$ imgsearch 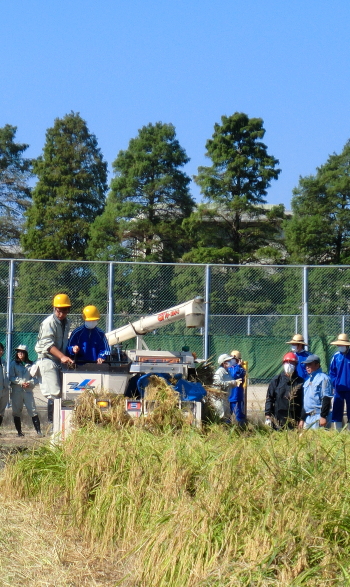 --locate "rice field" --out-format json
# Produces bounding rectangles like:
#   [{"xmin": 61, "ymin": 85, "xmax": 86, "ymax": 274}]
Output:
[{"xmin": 2, "ymin": 420, "xmax": 350, "ymax": 586}]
